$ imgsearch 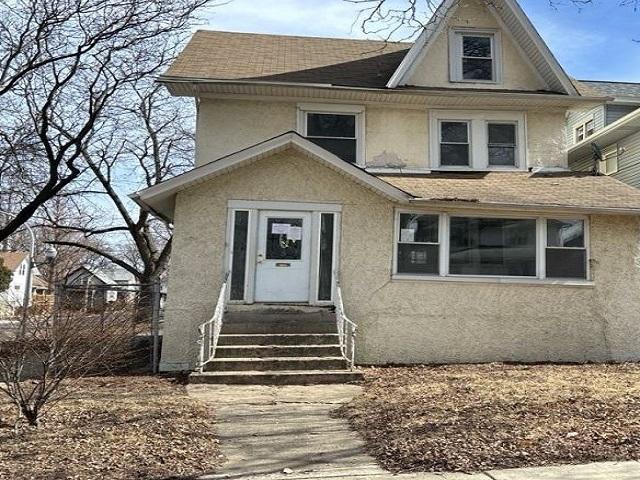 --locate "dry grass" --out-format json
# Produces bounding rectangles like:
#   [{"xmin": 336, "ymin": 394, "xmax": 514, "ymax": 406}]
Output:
[
  {"xmin": 0, "ymin": 376, "xmax": 222, "ymax": 480},
  {"xmin": 337, "ymin": 364, "xmax": 640, "ymax": 473}
]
